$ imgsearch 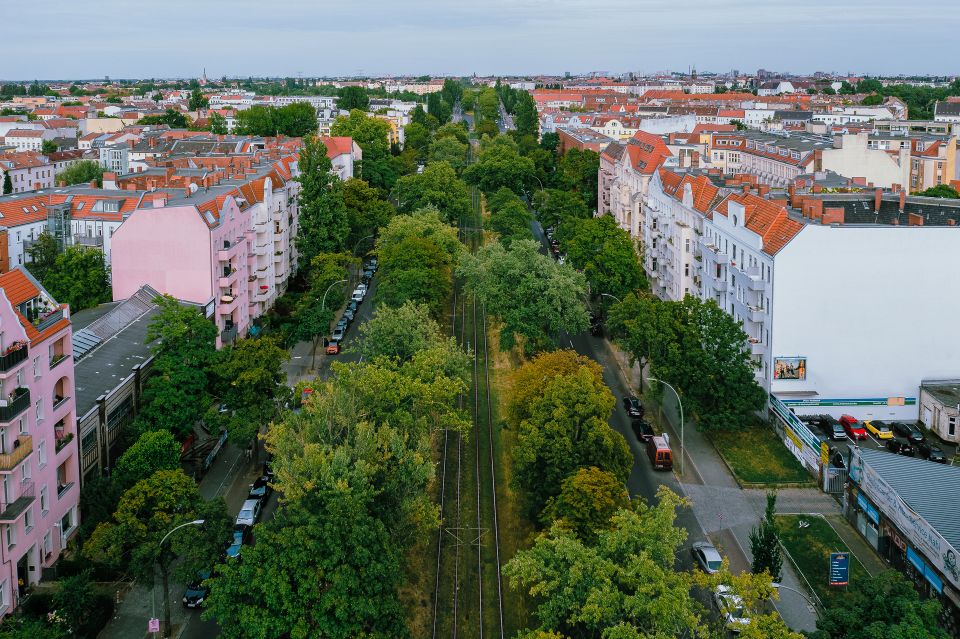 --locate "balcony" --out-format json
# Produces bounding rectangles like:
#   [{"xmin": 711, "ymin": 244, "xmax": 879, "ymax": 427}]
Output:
[
  {"xmin": 218, "ymin": 294, "xmax": 240, "ymax": 315},
  {"xmin": 733, "ymin": 263, "xmax": 767, "ymax": 292},
  {"xmin": 746, "ymin": 305, "xmax": 766, "ymax": 323},
  {"xmin": 52, "ymin": 394, "xmax": 70, "ymax": 414},
  {"xmin": 0, "ymin": 435, "xmax": 32, "ymax": 473},
  {"xmin": 74, "ymin": 235, "xmax": 104, "ymax": 248},
  {"xmin": 0, "ymin": 481, "xmax": 35, "ymax": 523},
  {"xmin": 218, "ymin": 268, "xmax": 239, "ymax": 289},
  {"xmin": 712, "ymin": 280, "xmax": 728, "ymax": 293},
  {"xmin": 221, "ymin": 326, "xmax": 238, "ymax": 345},
  {"xmin": 36, "ymin": 309, "xmax": 65, "ymax": 332},
  {"xmin": 0, "ymin": 343, "xmax": 28, "ymax": 375},
  {"xmin": 254, "ymin": 244, "xmax": 268, "ymax": 256},
  {"xmin": 747, "ymin": 339, "xmax": 766, "ymax": 356},
  {"xmin": 50, "ymin": 352, "xmax": 69, "ymax": 370},
  {"xmin": 0, "ymin": 387, "xmax": 30, "ymax": 423}
]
